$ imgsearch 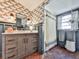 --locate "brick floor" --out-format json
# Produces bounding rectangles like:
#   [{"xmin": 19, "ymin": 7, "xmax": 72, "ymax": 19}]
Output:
[{"xmin": 1, "ymin": 46, "xmax": 79, "ymax": 59}]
